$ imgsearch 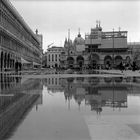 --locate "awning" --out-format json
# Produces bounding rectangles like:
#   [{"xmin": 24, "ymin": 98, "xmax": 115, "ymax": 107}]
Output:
[
  {"xmin": 21, "ymin": 58, "xmax": 31, "ymax": 64},
  {"xmin": 33, "ymin": 62, "xmax": 41, "ymax": 66}
]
